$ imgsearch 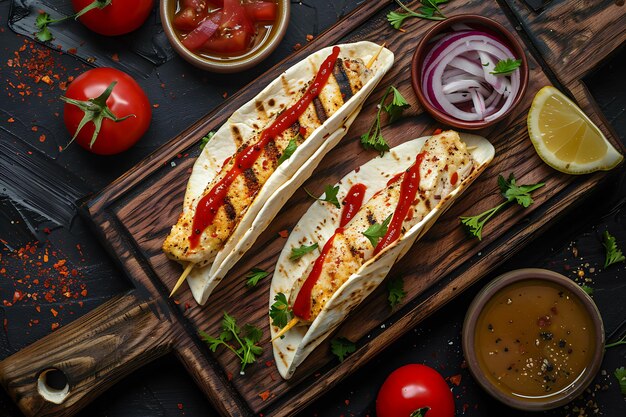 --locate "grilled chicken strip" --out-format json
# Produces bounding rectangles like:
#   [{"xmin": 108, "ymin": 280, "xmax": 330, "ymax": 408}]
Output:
[
  {"xmin": 290, "ymin": 131, "xmax": 475, "ymax": 322},
  {"xmin": 163, "ymin": 58, "xmax": 372, "ymax": 267}
]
